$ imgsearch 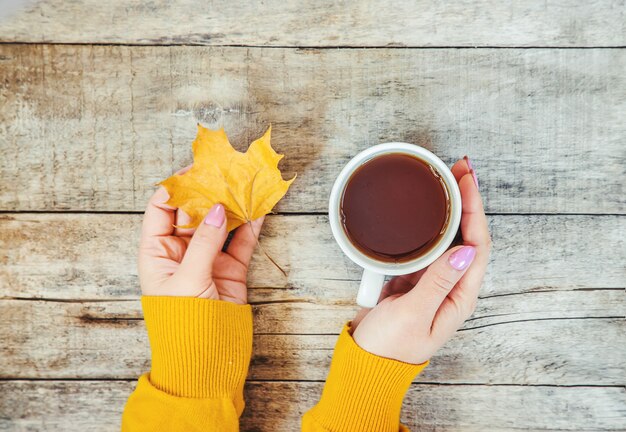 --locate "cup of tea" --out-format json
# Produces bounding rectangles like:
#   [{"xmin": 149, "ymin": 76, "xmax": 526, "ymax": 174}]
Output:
[{"xmin": 328, "ymin": 143, "xmax": 462, "ymax": 308}]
